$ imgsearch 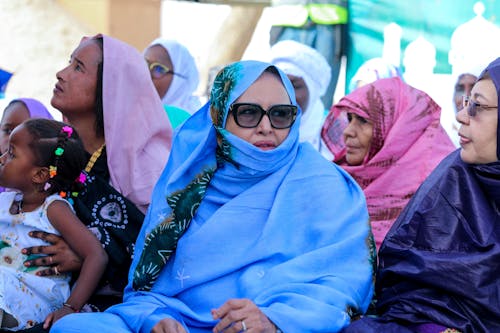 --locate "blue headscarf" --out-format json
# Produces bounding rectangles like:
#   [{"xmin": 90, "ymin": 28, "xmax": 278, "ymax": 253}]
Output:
[
  {"xmin": 119, "ymin": 60, "xmax": 372, "ymax": 332},
  {"xmin": 131, "ymin": 61, "xmax": 300, "ymax": 291},
  {"xmin": 477, "ymin": 57, "xmax": 500, "ymax": 160}
]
